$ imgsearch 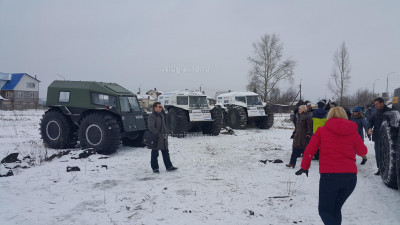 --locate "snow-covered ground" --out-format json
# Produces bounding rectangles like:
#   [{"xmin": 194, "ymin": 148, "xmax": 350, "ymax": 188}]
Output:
[{"xmin": 0, "ymin": 110, "xmax": 399, "ymax": 225}]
